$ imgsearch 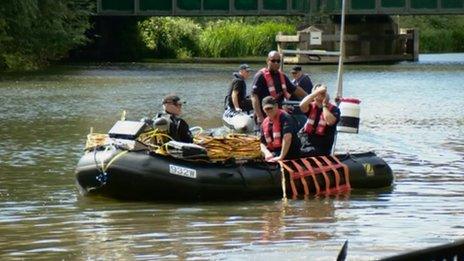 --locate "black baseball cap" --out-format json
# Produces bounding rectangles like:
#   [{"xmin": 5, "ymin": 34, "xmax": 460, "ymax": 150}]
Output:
[
  {"xmin": 291, "ymin": 66, "xmax": 302, "ymax": 73},
  {"xmin": 239, "ymin": 64, "xmax": 251, "ymax": 71},
  {"xmin": 162, "ymin": 94, "xmax": 184, "ymax": 104}
]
